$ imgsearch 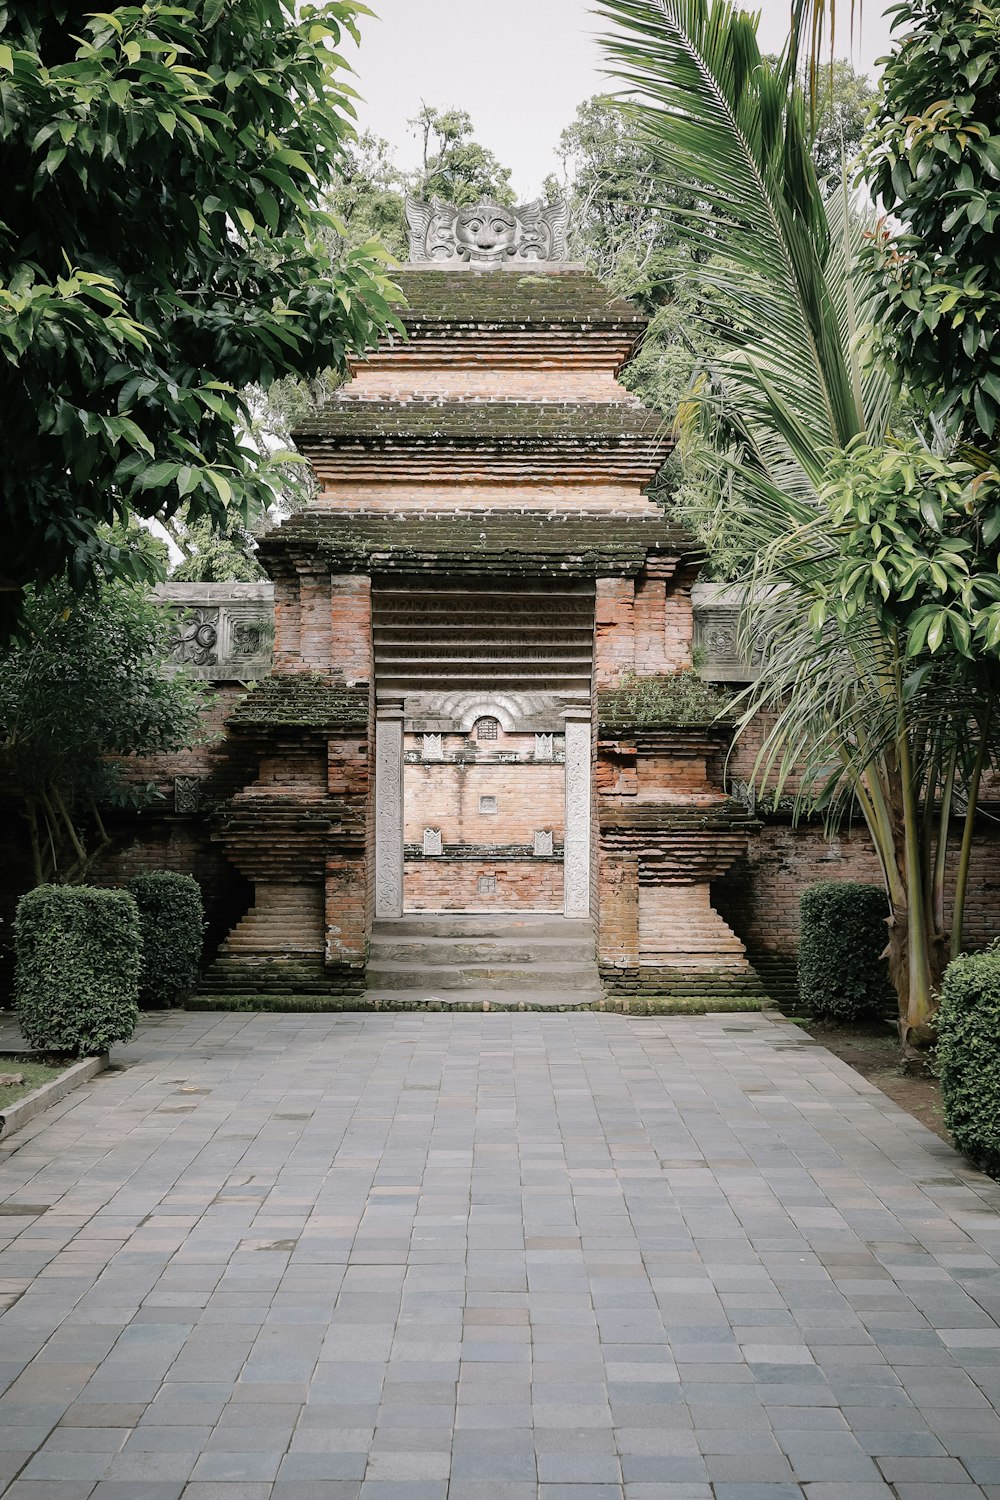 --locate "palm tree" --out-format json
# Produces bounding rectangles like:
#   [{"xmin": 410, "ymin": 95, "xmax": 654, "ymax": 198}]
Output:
[{"xmin": 597, "ymin": 0, "xmax": 998, "ymax": 1055}]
